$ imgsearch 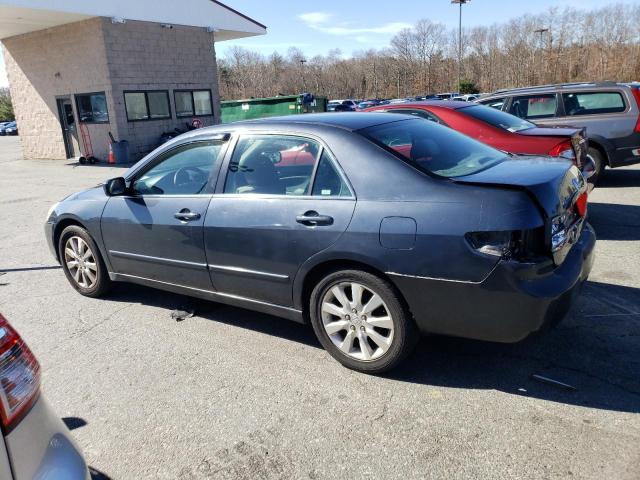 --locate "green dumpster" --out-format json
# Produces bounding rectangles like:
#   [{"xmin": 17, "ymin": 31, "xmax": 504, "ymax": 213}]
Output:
[{"xmin": 220, "ymin": 94, "xmax": 327, "ymax": 123}]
